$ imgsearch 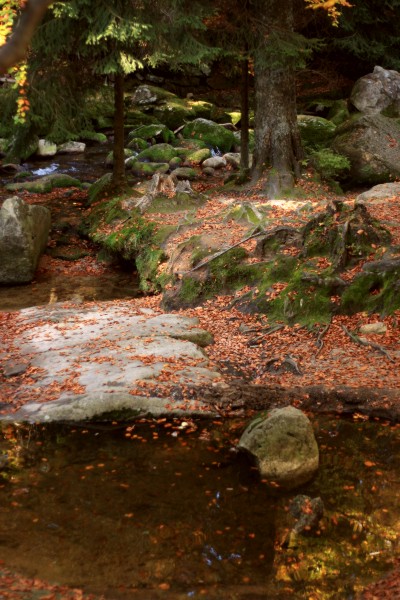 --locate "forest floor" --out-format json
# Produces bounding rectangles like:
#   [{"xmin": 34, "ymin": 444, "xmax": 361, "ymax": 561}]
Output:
[
  {"xmin": 1, "ymin": 173, "xmax": 400, "ymax": 422},
  {"xmin": 0, "ymin": 174, "xmax": 400, "ymax": 598}
]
